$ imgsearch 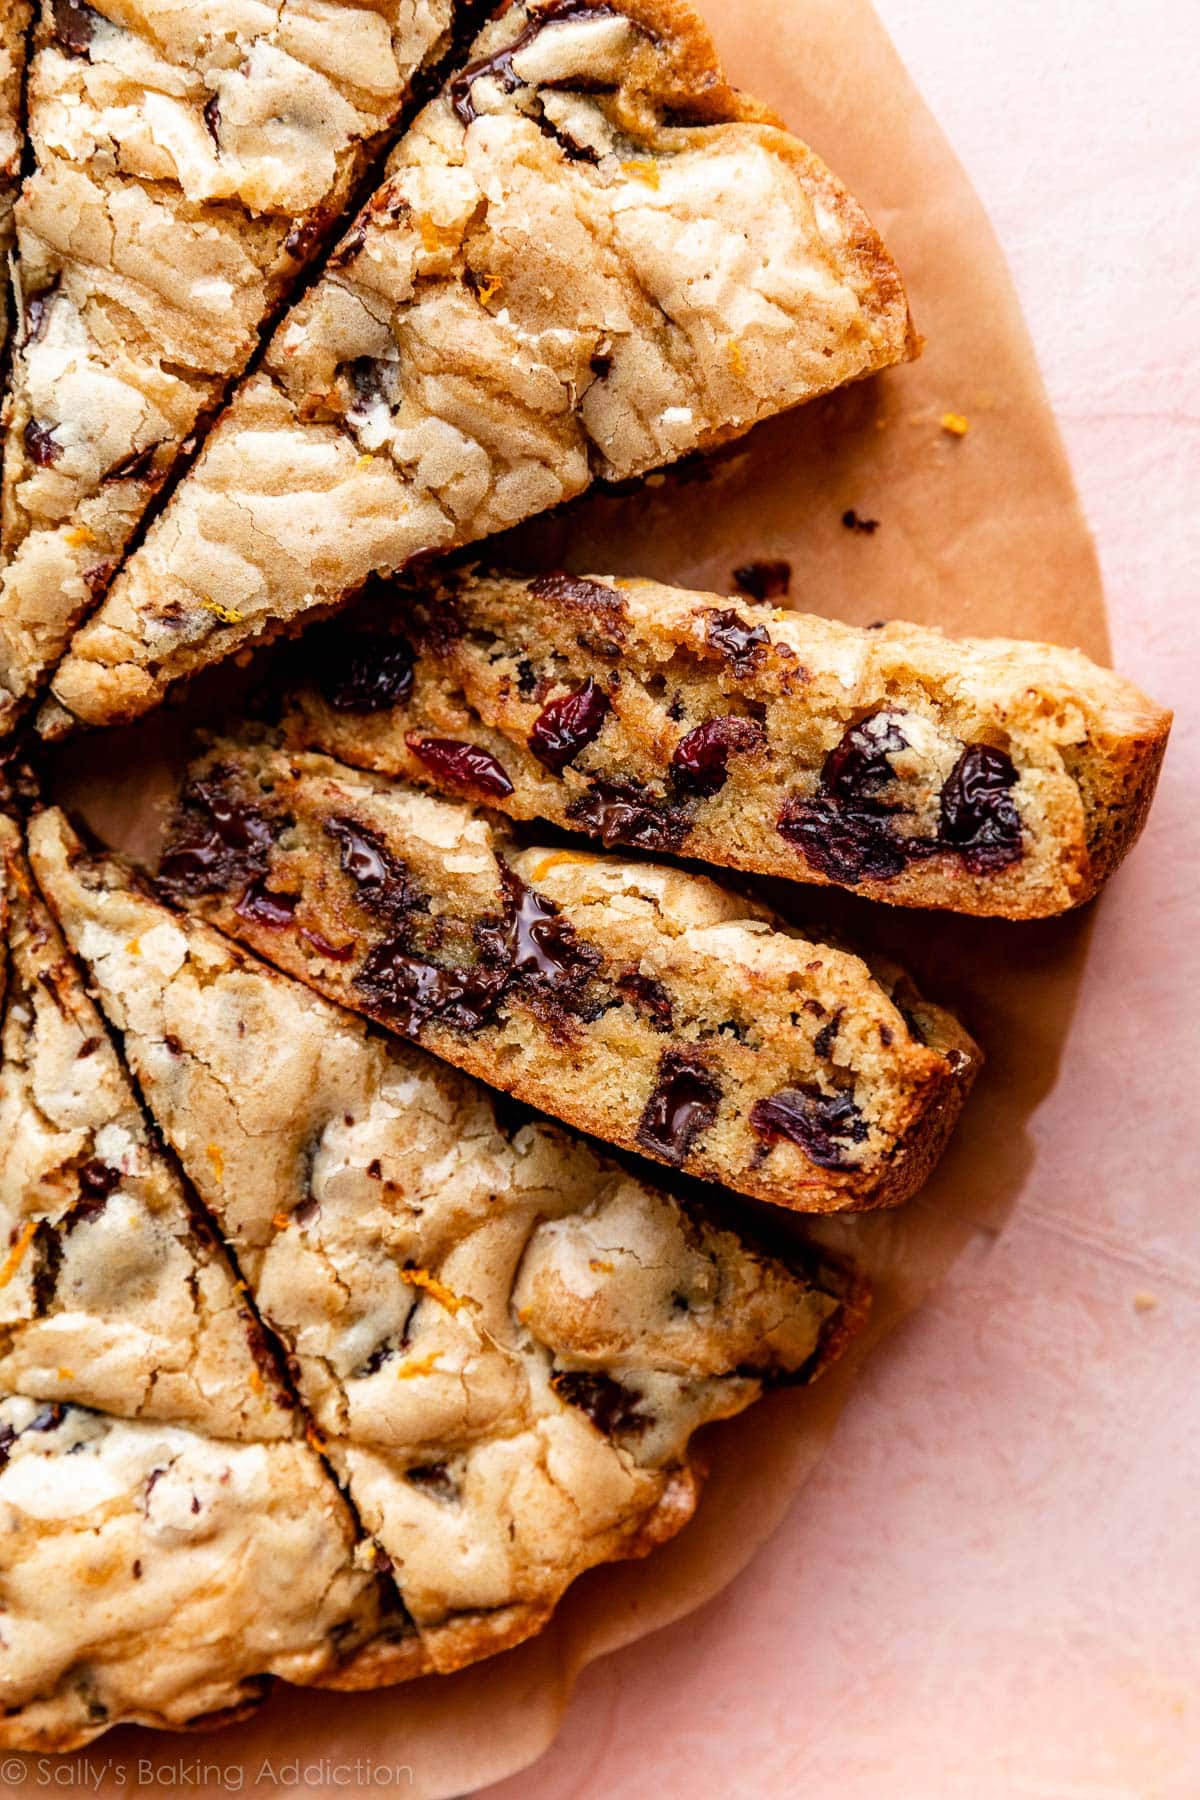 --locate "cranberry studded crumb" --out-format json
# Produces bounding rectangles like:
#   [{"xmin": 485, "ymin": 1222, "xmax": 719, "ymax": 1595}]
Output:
[
  {"xmin": 670, "ymin": 716, "xmax": 765, "ymax": 798},
  {"xmin": 528, "ymin": 677, "xmax": 610, "ymax": 773},
  {"xmin": 704, "ymin": 608, "xmax": 771, "ymax": 673},
  {"xmin": 406, "ymin": 734, "xmax": 514, "ymax": 799},
  {"xmin": 551, "ymin": 1369, "xmax": 649, "ymax": 1437},
  {"xmin": 317, "ymin": 632, "xmax": 415, "ymax": 713},
  {"xmin": 749, "ymin": 1086, "xmax": 869, "ymax": 1170},
  {"xmin": 566, "ymin": 777, "xmax": 690, "ymax": 852}
]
